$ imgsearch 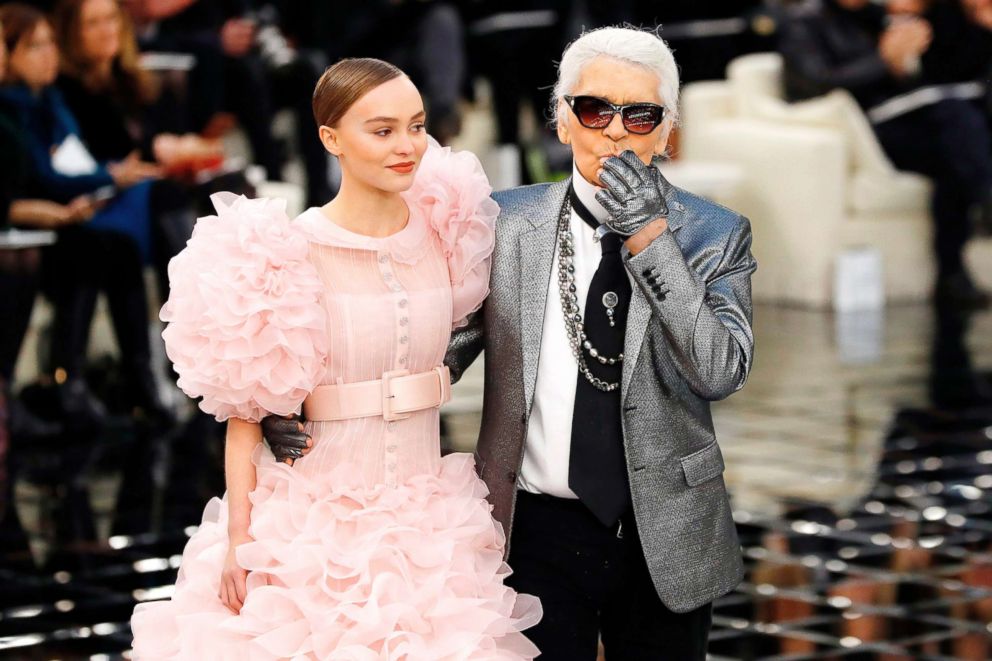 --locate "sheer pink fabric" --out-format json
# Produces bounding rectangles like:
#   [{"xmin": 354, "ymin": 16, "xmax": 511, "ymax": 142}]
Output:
[{"xmin": 131, "ymin": 143, "xmax": 542, "ymax": 659}]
